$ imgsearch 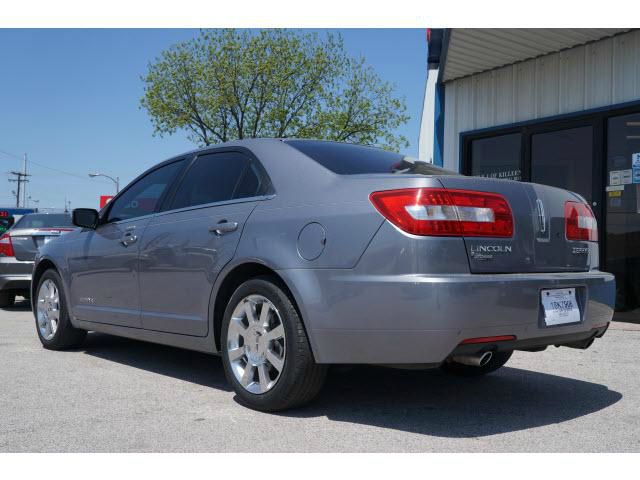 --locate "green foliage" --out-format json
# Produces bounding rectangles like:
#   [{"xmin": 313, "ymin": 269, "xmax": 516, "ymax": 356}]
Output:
[{"xmin": 140, "ymin": 29, "xmax": 409, "ymax": 150}]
